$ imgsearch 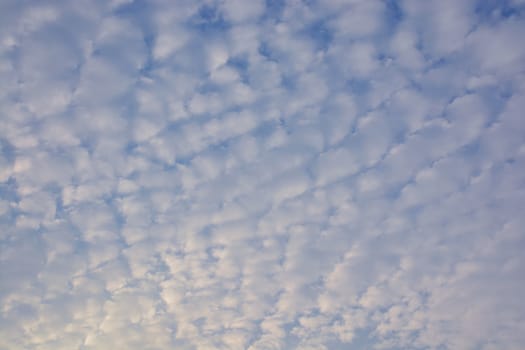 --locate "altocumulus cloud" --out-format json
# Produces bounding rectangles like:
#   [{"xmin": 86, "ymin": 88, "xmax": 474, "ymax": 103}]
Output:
[{"xmin": 1, "ymin": 0, "xmax": 525, "ymax": 349}]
